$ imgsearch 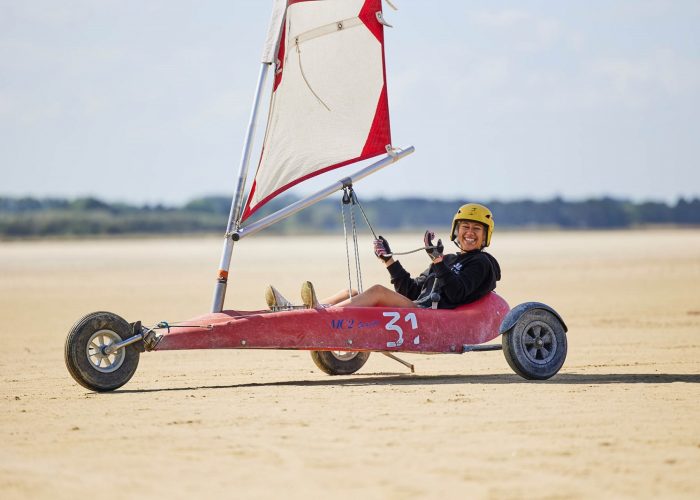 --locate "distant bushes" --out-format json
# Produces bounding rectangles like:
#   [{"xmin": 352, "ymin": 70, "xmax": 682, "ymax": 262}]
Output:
[
  {"xmin": 0, "ymin": 195, "xmax": 698, "ymax": 238},
  {"xmin": 0, "ymin": 197, "xmax": 225, "ymax": 237}
]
